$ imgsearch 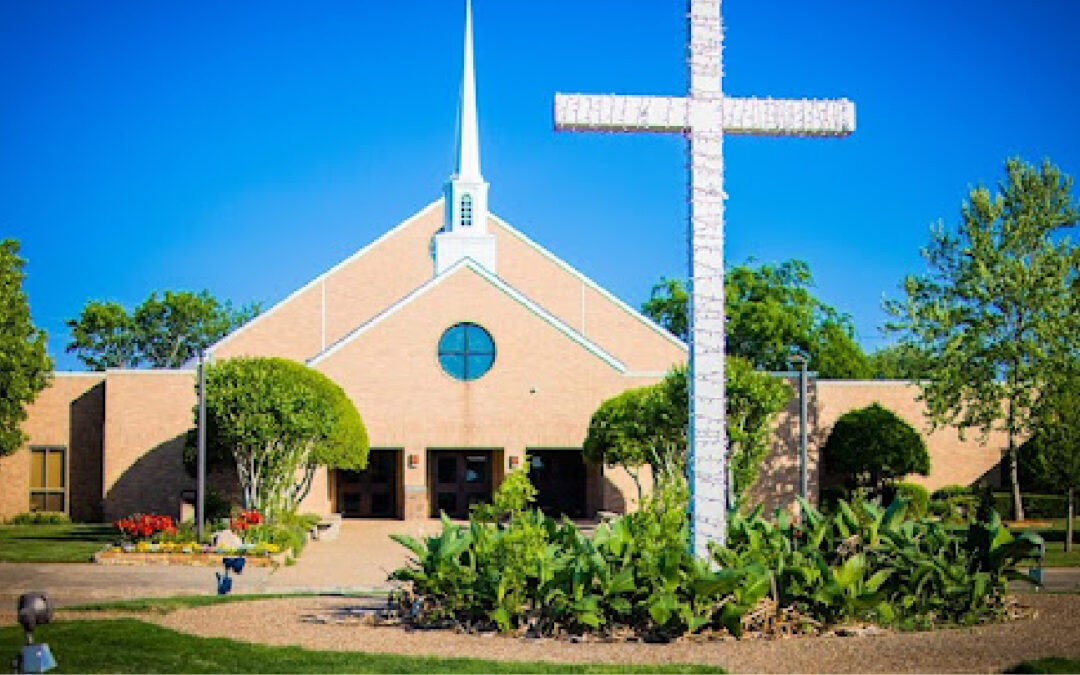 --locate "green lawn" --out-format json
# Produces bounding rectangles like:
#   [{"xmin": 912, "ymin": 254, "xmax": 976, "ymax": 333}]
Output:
[
  {"xmin": 1005, "ymin": 657, "xmax": 1080, "ymax": 673},
  {"xmin": 0, "ymin": 524, "xmax": 114, "ymax": 563},
  {"xmin": 67, "ymin": 592, "xmax": 386, "ymax": 614},
  {"xmin": 1008, "ymin": 520, "xmax": 1080, "ymax": 567},
  {"xmin": 0, "ymin": 619, "xmax": 722, "ymax": 674}
]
